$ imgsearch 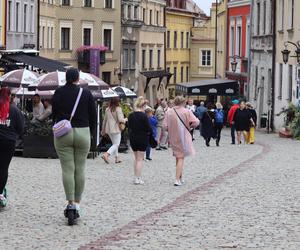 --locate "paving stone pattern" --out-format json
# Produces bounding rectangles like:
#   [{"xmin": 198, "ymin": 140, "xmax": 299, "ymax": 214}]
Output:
[{"xmin": 0, "ymin": 130, "xmax": 299, "ymax": 249}]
